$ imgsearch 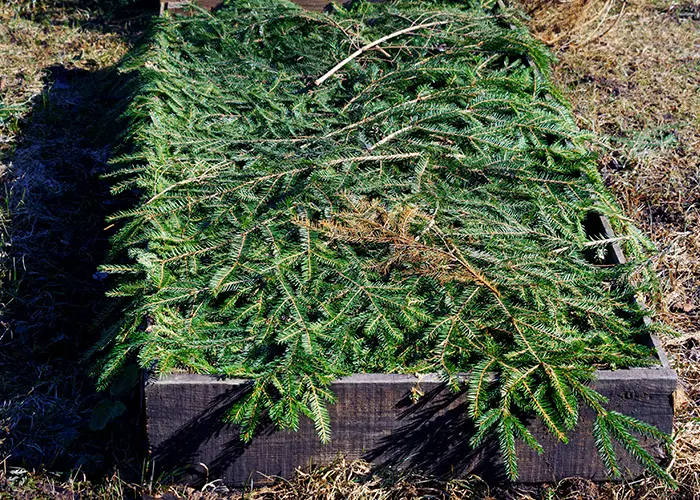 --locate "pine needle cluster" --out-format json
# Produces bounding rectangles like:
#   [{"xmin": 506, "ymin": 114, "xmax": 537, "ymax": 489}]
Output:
[{"xmin": 96, "ymin": 0, "xmax": 672, "ymax": 482}]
